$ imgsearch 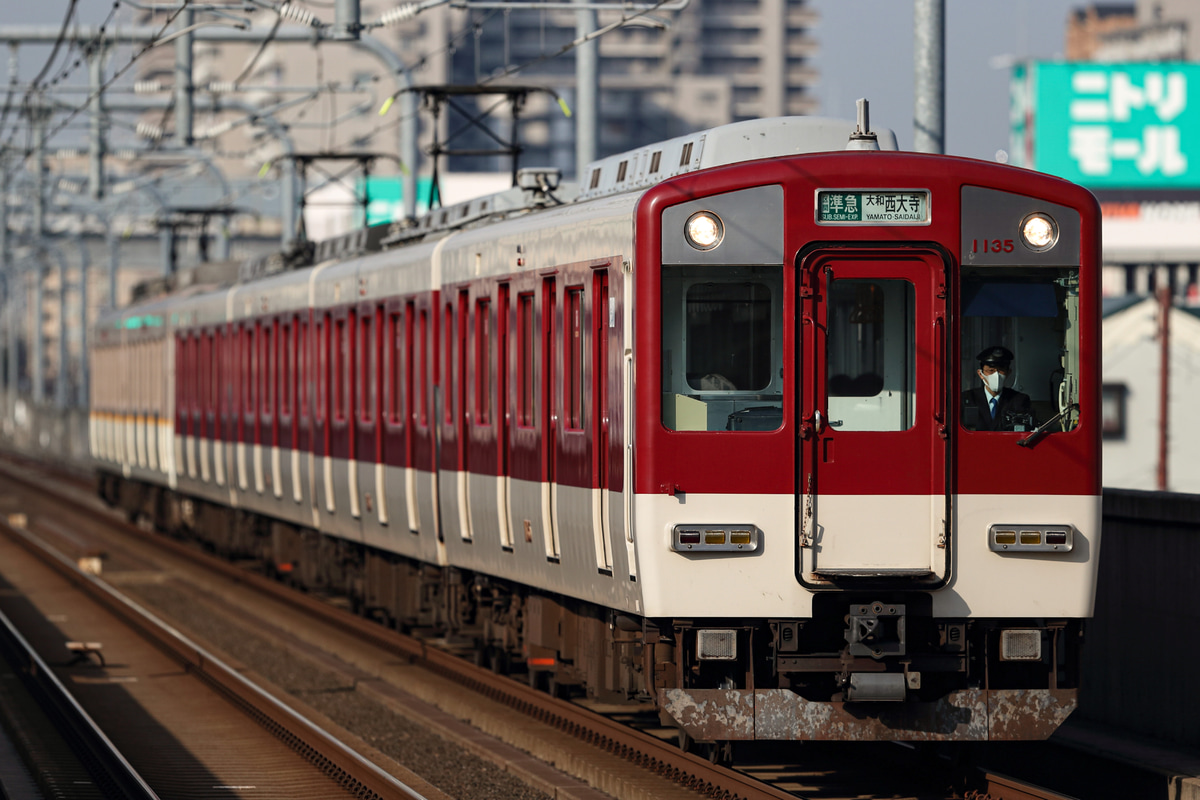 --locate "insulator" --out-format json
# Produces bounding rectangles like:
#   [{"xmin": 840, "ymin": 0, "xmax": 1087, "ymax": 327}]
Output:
[
  {"xmin": 202, "ymin": 120, "xmax": 235, "ymax": 139},
  {"xmin": 278, "ymin": 2, "xmax": 319, "ymax": 27},
  {"xmin": 114, "ymin": 149, "xmax": 138, "ymax": 161},
  {"xmin": 208, "ymin": 81, "xmax": 237, "ymax": 94},
  {"xmin": 136, "ymin": 121, "xmax": 165, "ymax": 141},
  {"xmin": 378, "ymin": 3, "xmax": 420, "ymax": 26},
  {"xmin": 134, "ymin": 80, "xmax": 164, "ymax": 94},
  {"xmin": 55, "ymin": 149, "xmax": 81, "ymax": 160}
]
